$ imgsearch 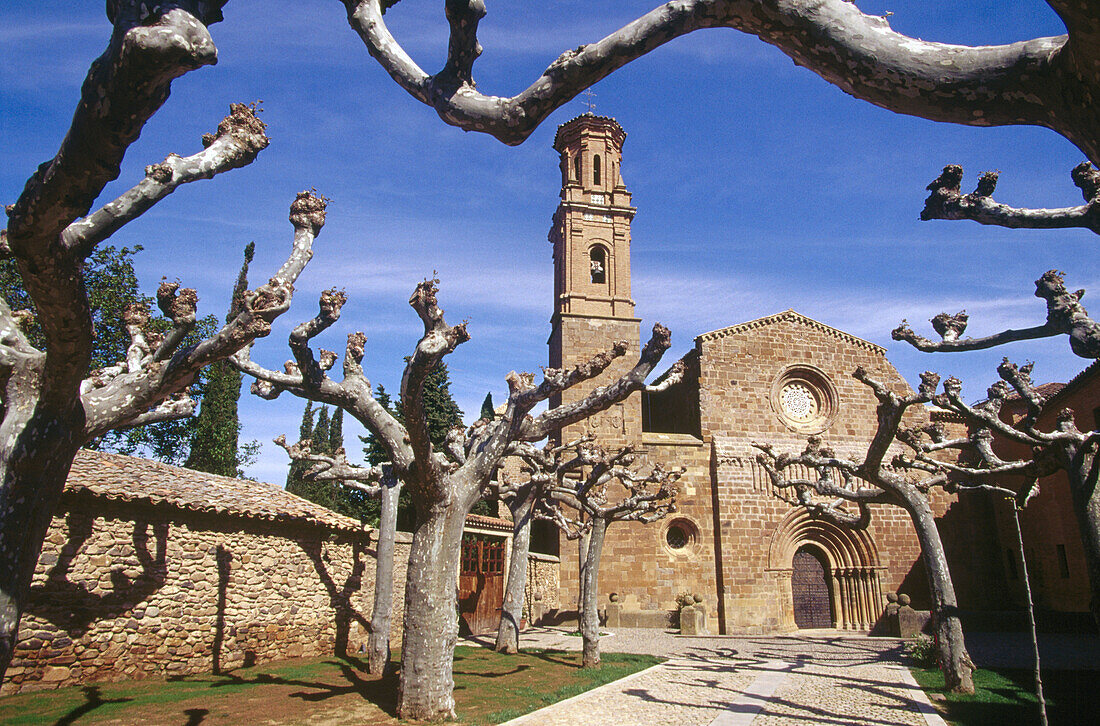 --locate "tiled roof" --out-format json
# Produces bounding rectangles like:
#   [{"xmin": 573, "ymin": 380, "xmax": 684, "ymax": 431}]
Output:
[
  {"xmin": 464, "ymin": 513, "xmax": 513, "ymax": 533},
  {"xmin": 1006, "ymin": 381, "xmax": 1066, "ymax": 400},
  {"xmin": 696, "ymin": 310, "xmax": 885, "ymax": 354},
  {"xmin": 65, "ymin": 450, "xmax": 365, "ymax": 533}
]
